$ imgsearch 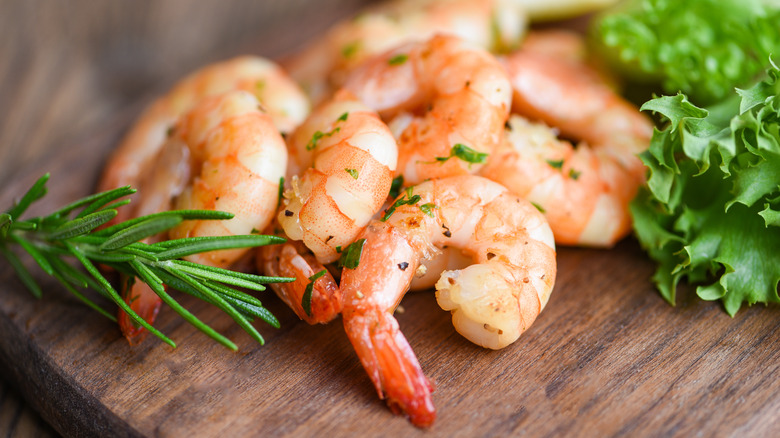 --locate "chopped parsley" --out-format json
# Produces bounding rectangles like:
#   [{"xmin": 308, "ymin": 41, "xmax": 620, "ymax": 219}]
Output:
[
  {"xmin": 306, "ymin": 112, "xmax": 349, "ymax": 151},
  {"xmin": 419, "ymin": 203, "xmax": 438, "ymax": 217},
  {"xmin": 389, "ymin": 175, "xmax": 404, "ymax": 199},
  {"xmin": 341, "ymin": 42, "xmax": 360, "ymax": 59},
  {"xmin": 345, "ymin": 168, "xmax": 359, "ymax": 179},
  {"xmin": 381, "ymin": 187, "xmax": 422, "ymax": 221},
  {"xmin": 546, "ymin": 159, "xmax": 564, "ymax": 169},
  {"xmin": 568, "ymin": 169, "xmax": 581, "ymax": 180},
  {"xmin": 435, "ymin": 144, "xmax": 488, "ymax": 167},
  {"xmin": 388, "ymin": 54, "xmax": 408, "ymax": 66},
  {"xmin": 277, "ymin": 176, "xmax": 285, "ymax": 208},
  {"xmin": 338, "ymin": 238, "xmax": 366, "ymax": 269},
  {"xmin": 531, "ymin": 202, "xmax": 546, "ymax": 213},
  {"xmin": 302, "ymin": 269, "xmax": 327, "ymax": 317}
]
